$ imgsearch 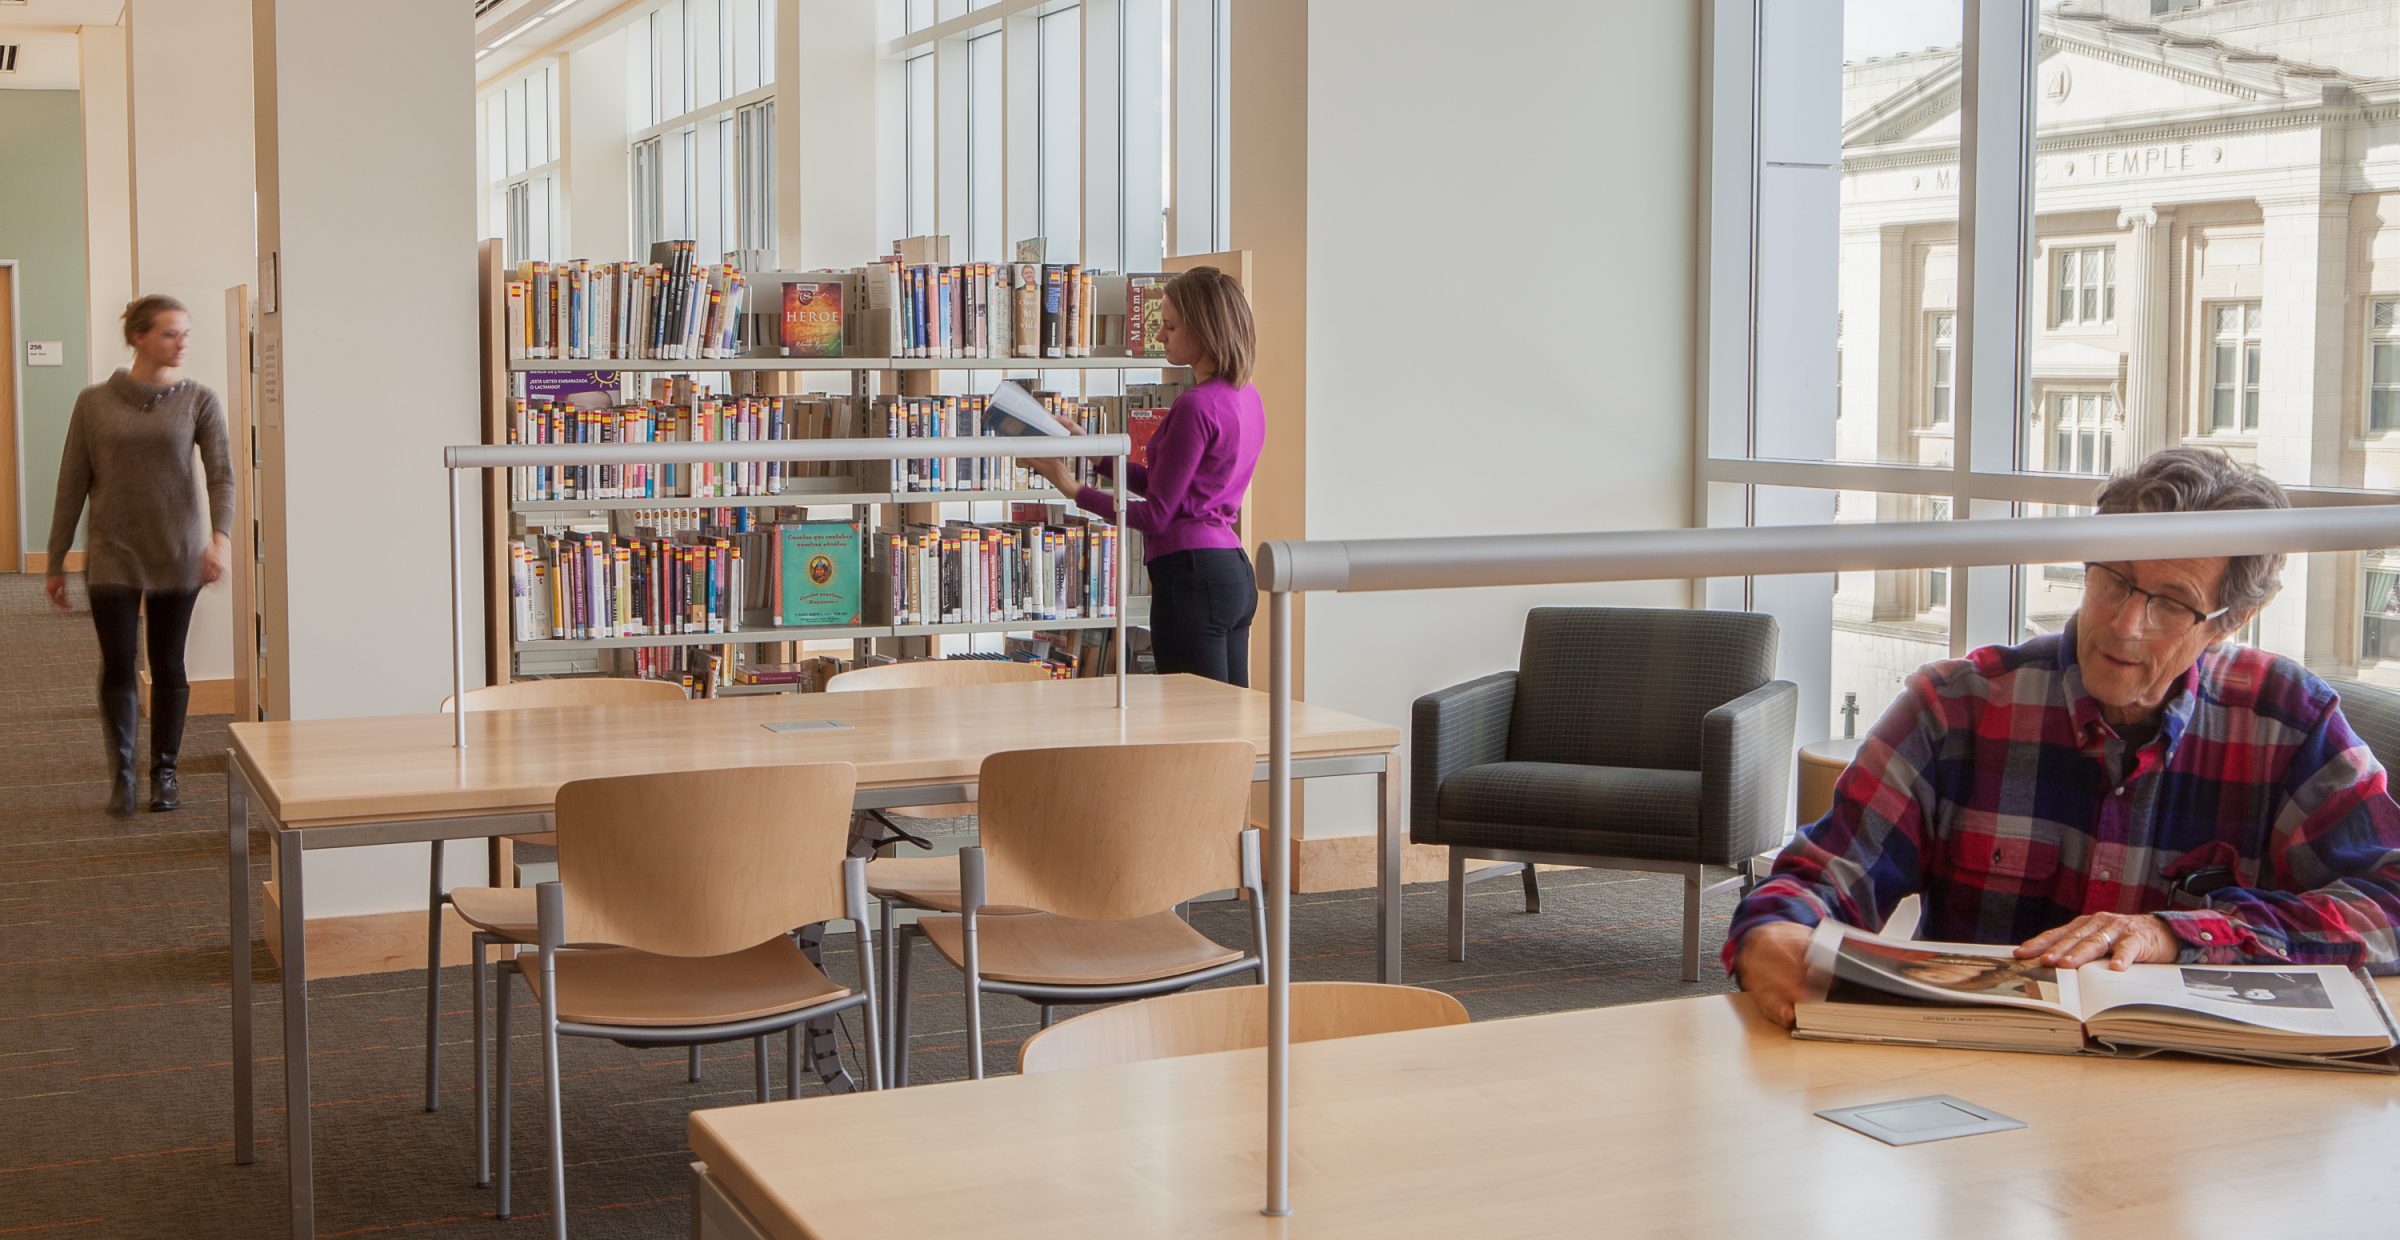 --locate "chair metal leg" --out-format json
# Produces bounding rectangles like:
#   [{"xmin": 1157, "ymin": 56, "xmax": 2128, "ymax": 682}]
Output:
[
  {"xmin": 892, "ymin": 925, "xmax": 914, "ymax": 1087},
  {"xmin": 1447, "ymin": 850, "xmax": 1468, "ymax": 963},
  {"xmin": 1682, "ymin": 865, "xmax": 1703, "ymax": 983},
  {"xmin": 424, "ymin": 842, "xmax": 445, "ymax": 1113},
  {"xmin": 496, "ymin": 963, "xmax": 514, "ymax": 1219},
  {"xmin": 472, "ymin": 933, "xmax": 490, "ymax": 1188},
  {"xmin": 877, "ymin": 899, "xmax": 898, "ymax": 1069},
  {"xmin": 537, "ymin": 952, "xmax": 566, "ymax": 1240},
  {"xmin": 1520, "ymin": 862, "xmax": 1542, "ymax": 914},
  {"xmin": 1038, "ymin": 1004, "xmax": 1053, "ymax": 1030},
  {"xmin": 688, "ymin": 1045, "xmax": 702, "ymax": 1083},
  {"xmin": 785, "ymin": 1028, "xmax": 801, "ymax": 1100},
  {"xmin": 754, "ymin": 1035, "xmax": 771, "ymax": 1103},
  {"xmin": 962, "ymin": 919, "xmax": 985, "ymax": 1081}
]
